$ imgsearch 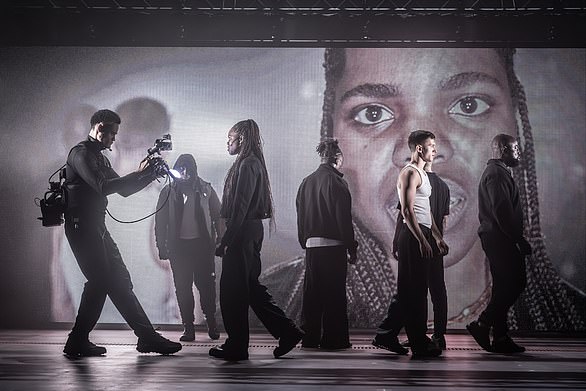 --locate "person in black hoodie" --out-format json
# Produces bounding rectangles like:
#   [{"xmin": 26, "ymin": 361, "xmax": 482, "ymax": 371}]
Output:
[
  {"xmin": 155, "ymin": 154, "xmax": 222, "ymax": 342},
  {"xmin": 63, "ymin": 109, "xmax": 181, "ymax": 357},
  {"xmin": 210, "ymin": 119, "xmax": 303, "ymax": 361},
  {"xmin": 296, "ymin": 138, "xmax": 357, "ymax": 350},
  {"xmin": 467, "ymin": 134, "xmax": 532, "ymax": 354}
]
